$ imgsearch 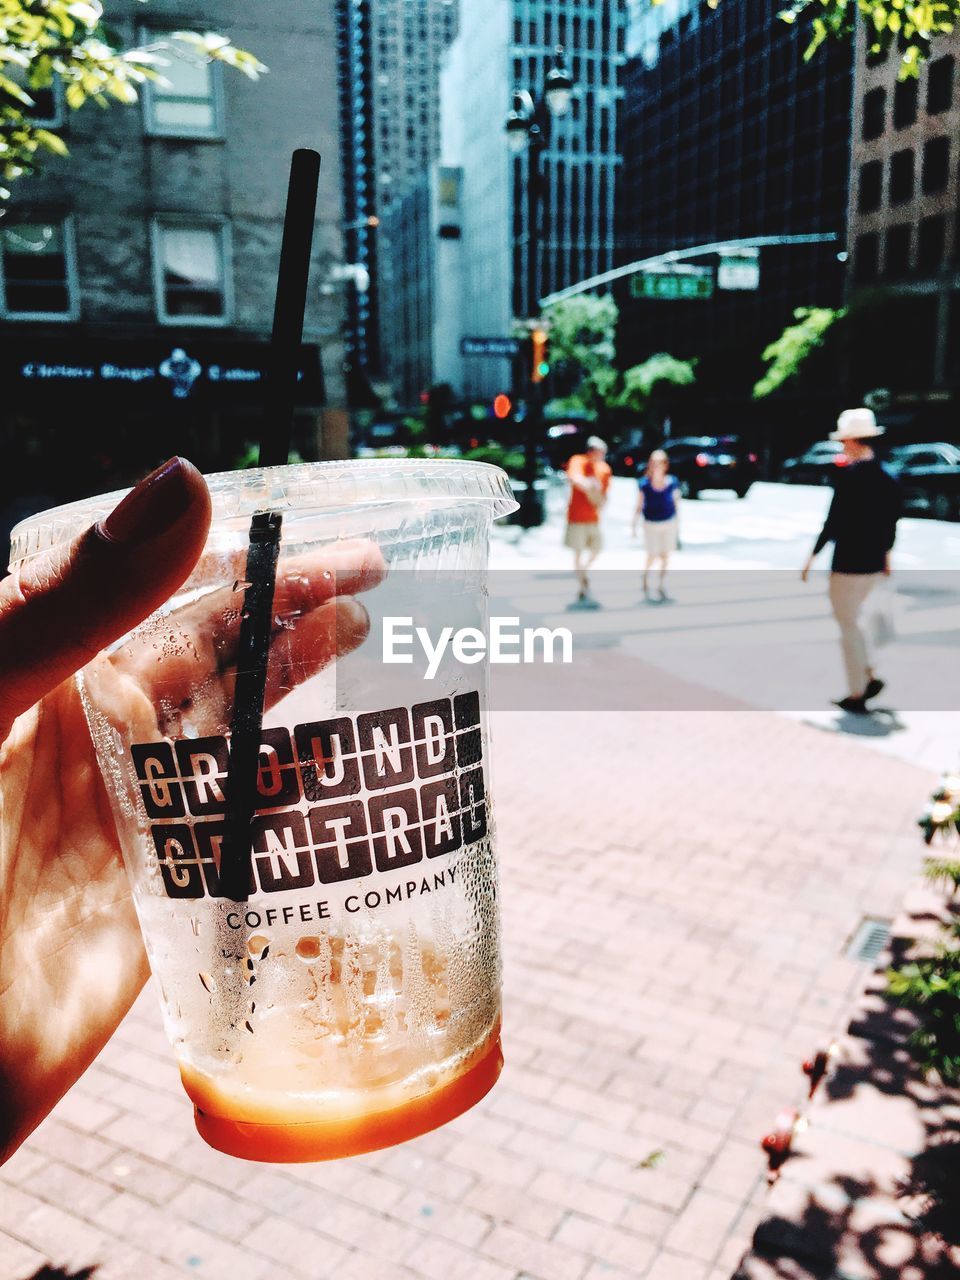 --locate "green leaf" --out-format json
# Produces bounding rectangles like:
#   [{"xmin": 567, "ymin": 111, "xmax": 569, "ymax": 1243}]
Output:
[
  {"xmin": 754, "ymin": 307, "xmax": 844, "ymax": 399},
  {"xmin": 636, "ymin": 1148, "xmax": 666, "ymax": 1169},
  {"xmin": 0, "ymin": 72, "xmax": 33, "ymax": 105},
  {"xmin": 33, "ymin": 128, "xmax": 68, "ymax": 155}
]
